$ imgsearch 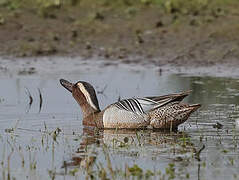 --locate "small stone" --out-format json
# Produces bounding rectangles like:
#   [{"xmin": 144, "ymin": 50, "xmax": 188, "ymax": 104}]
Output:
[
  {"xmin": 156, "ymin": 21, "xmax": 163, "ymax": 28},
  {"xmin": 85, "ymin": 42, "xmax": 92, "ymax": 49}
]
